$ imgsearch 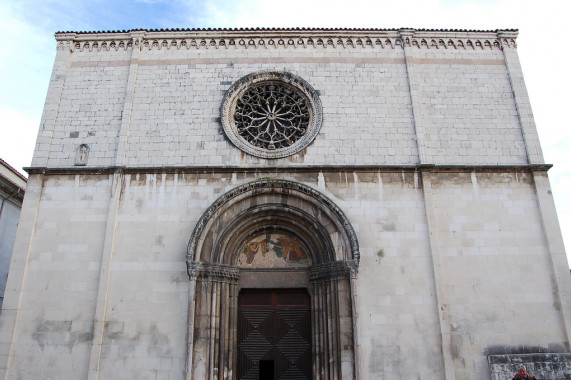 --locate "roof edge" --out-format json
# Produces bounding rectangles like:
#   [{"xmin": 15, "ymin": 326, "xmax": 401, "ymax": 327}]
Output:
[{"xmin": 55, "ymin": 27, "xmax": 518, "ymax": 37}]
